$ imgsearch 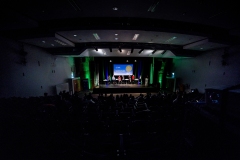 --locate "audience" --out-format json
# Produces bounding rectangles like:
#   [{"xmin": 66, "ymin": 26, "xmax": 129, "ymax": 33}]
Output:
[{"xmin": 0, "ymin": 90, "xmax": 239, "ymax": 159}]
